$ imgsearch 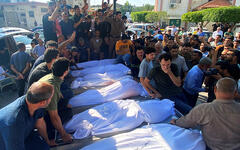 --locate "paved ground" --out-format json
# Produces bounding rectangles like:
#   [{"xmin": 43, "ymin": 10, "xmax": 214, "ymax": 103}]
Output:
[{"xmin": 0, "ymin": 84, "xmax": 208, "ymax": 150}]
